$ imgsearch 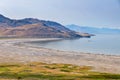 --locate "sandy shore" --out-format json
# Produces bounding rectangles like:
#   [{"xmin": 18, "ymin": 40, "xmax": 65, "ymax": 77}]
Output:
[{"xmin": 0, "ymin": 38, "xmax": 120, "ymax": 74}]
